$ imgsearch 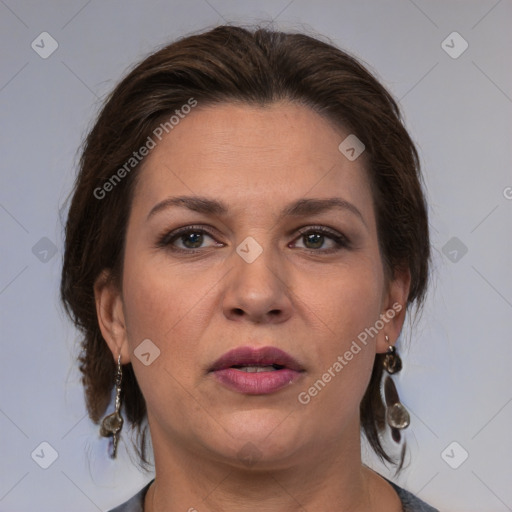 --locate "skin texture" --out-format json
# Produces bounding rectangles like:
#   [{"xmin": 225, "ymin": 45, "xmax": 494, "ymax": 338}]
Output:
[{"xmin": 95, "ymin": 101, "xmax": 410, "ymax": 512}]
